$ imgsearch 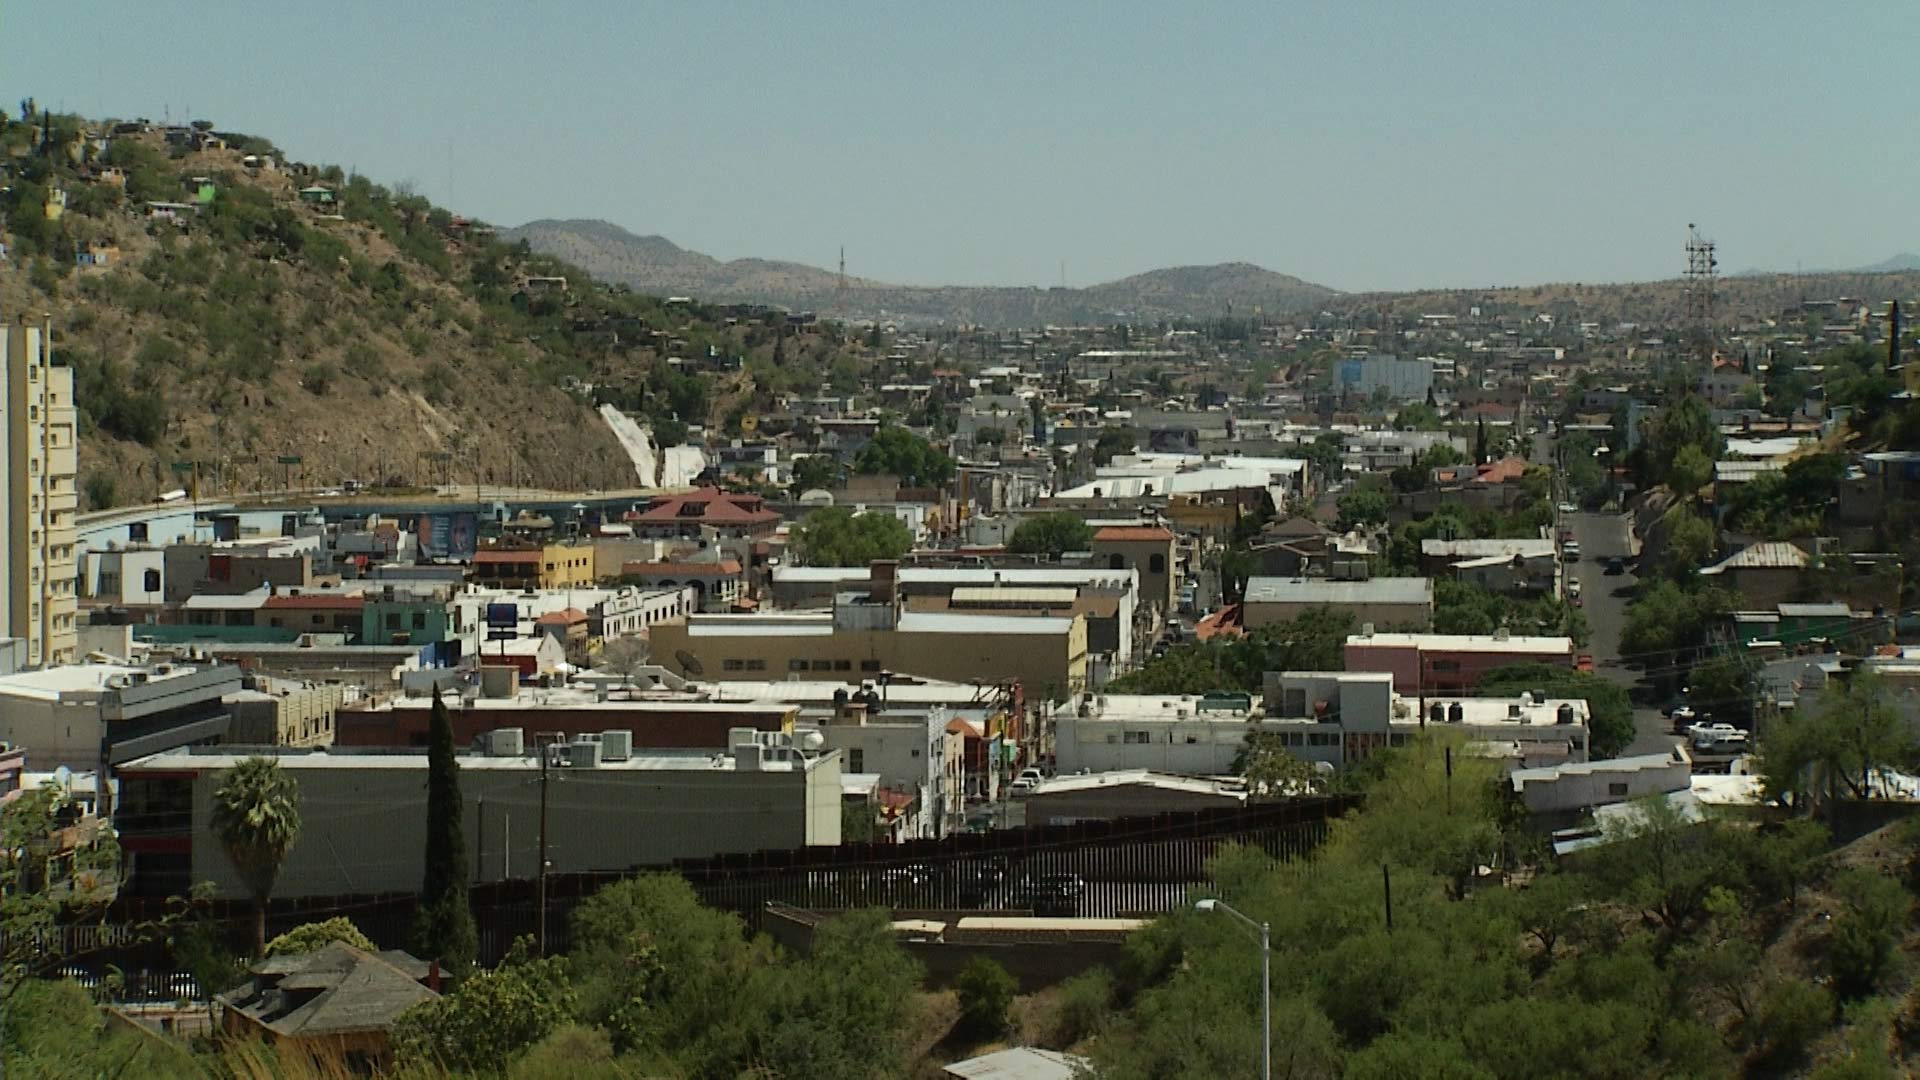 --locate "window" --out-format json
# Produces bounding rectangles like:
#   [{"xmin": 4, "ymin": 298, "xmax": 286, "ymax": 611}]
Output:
[
  {"xmin": 1608, "ymin": 782, "xmax": 1629, "ymax": 797},
  {"xmin": 1108, "ymin": 553, "xmax": 1125, "ymax": 570},
  {"xmin": 860, "ymin": 660, "xmax": 882, "ymax": 672},
  {"xmin": 412, "ymin": 613, "xmax": 426, "ymax": 630},
  {"xmin": 723, "ymin": 659, "xmax": 746, "ymax": 672},
  {"xmin": 312, "ymin": 615, "xmax": 325, "ymax": 626},
  {"xmin": 1149, "ymin": 553, "xmax": 1166, "ymax": 574},
  {"xmin": 848, "ymin": 749, "xmax": 864, "ymax": 772},
  {"xmin": 833, "ymin": 659, "xmax": 852, "ymax": 672},
  {"xmin": 143, "ymin": 569, "xmax": 160, "ymax": 592},
  {"xmin": 1308, "ymin": 732, "xmax": 1339, "ymax": 747},
  {"xmin": 745, "ymin": 659, "xmax": 767, "ymax": 671},
  {"xmin": 811, "ymin": 660, "xmax": 832, "ymax": 672},
  {"xmin": 788, "ymin": 659, "xmax": 809, "ymax": 672},
  {"xmin": 1122, "ymin": 731, "xmax": 1151, "ymax": 745},
  {"xmin": 386, "ymin": 613, "xmax": 401, "ymax": 630},
  {"xmin": 910, "ymin": 748, "xmax": 921, "ymax": 758},
  {"xmin": 1430, "ymin": 659, "xmax": 1461, "ymax": 673}
]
